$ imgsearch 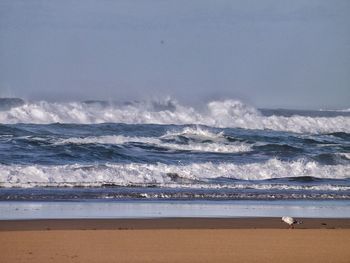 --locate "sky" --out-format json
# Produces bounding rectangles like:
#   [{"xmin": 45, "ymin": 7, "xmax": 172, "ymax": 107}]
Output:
[{"xmin": 0, "ymin": 0, "xmax": 349, "ymax": 109}]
